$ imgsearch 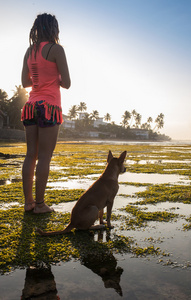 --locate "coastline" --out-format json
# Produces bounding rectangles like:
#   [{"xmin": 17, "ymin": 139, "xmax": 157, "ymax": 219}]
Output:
[{"xmin": 57, "ymin": 138, "xmax": 191, "ymax": 146}]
